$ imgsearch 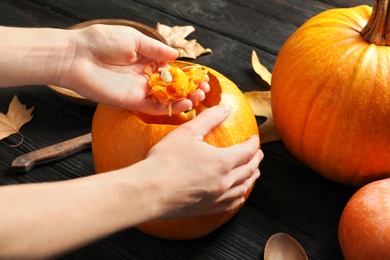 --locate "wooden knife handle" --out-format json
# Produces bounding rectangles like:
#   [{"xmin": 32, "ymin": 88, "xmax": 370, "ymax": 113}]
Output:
[{"xmin": 11, "ymin": 133, "xmax": 92, "ymax": 173}]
